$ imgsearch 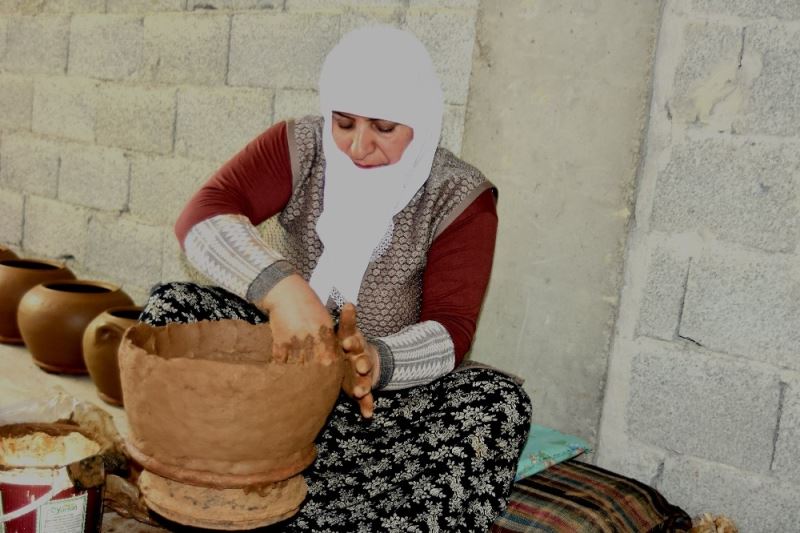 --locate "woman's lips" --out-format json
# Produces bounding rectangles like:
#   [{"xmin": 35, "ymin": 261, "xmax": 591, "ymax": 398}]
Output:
[{"xmin": 353, "ymin": 161, "xmax": 377, "ymax": 169}]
